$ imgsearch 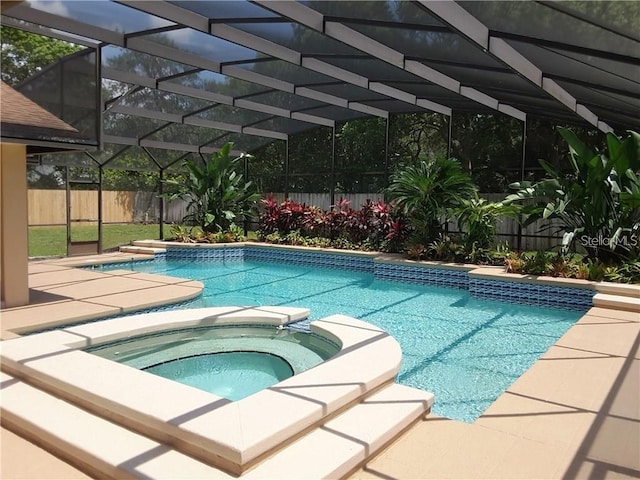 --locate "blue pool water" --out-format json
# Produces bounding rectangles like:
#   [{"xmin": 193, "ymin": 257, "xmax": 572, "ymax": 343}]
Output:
[
  {"xmin": 86, "ymin": 325, "xmax": 339, "ymax": 401},
  {"xmin": 104, "ymin": 258, "xmax": 582, "ymax": 422},
  {"xmin": 145, "ymin": 352, "xmax": 294, "ymax": 401}
]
